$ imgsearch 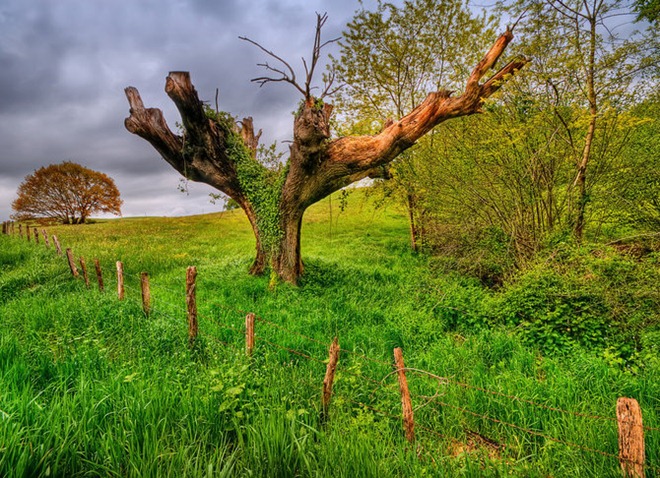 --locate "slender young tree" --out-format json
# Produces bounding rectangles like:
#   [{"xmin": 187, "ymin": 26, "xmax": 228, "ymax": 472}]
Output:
[{"xmin": 124, "ymin": 14, "xmax": 526, "ymax": 284}]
